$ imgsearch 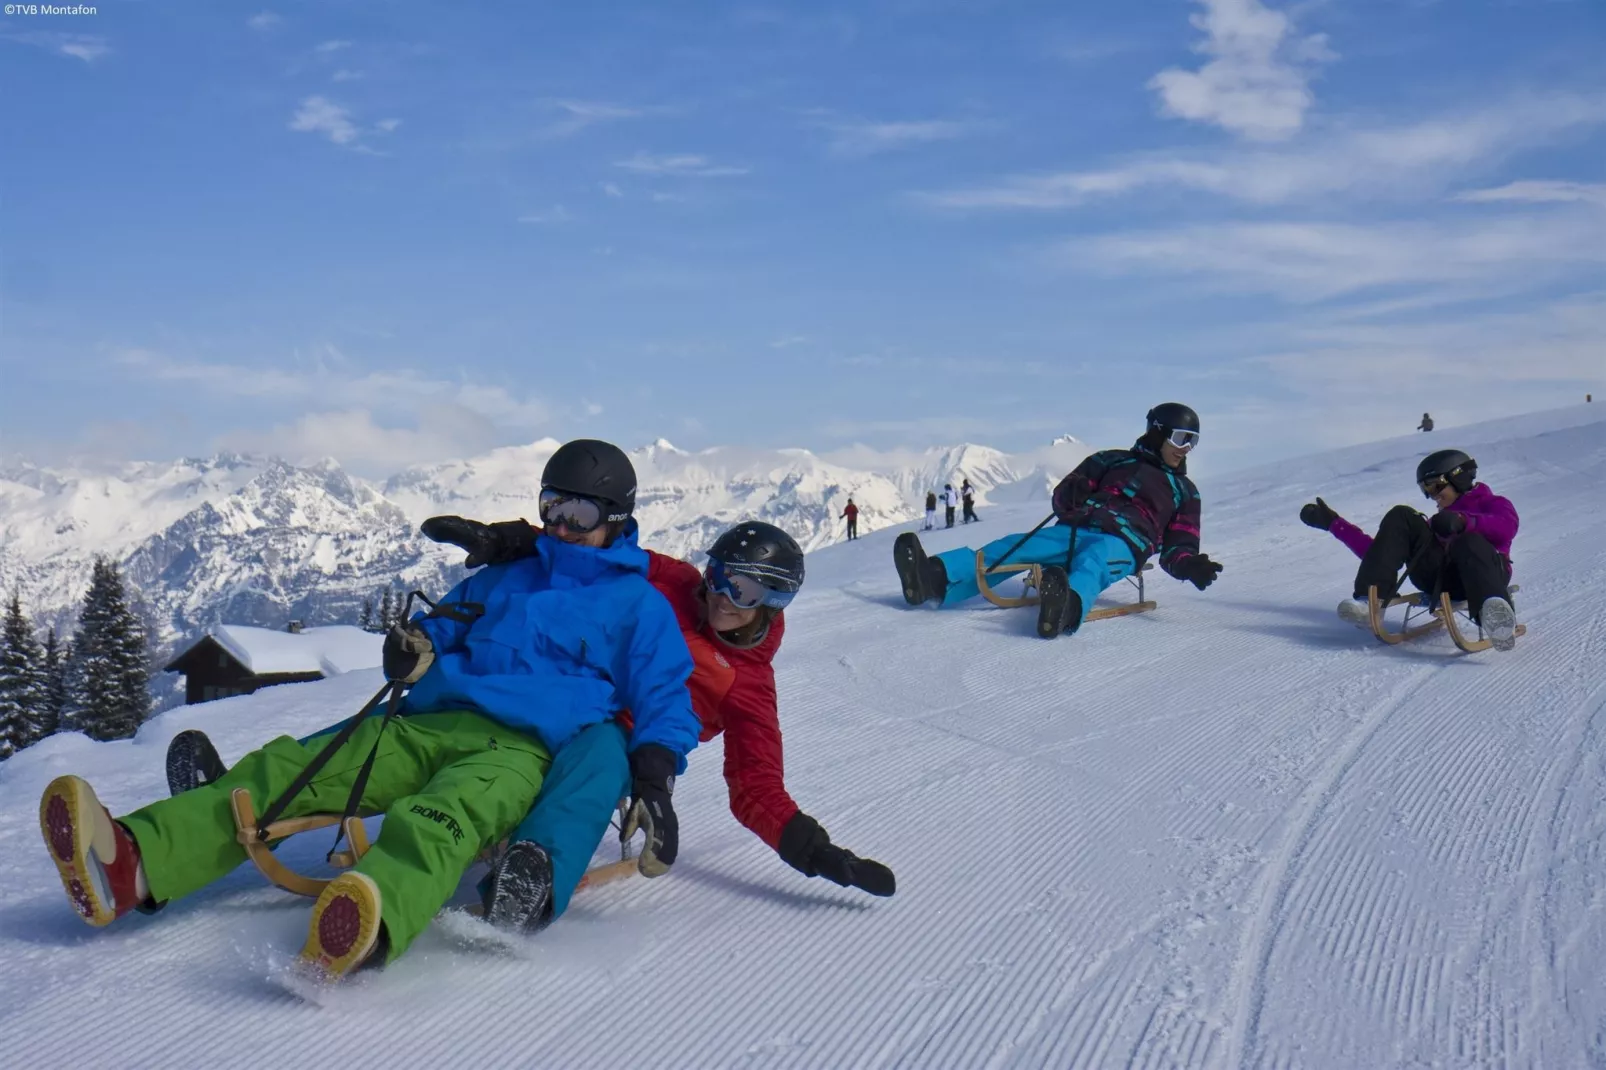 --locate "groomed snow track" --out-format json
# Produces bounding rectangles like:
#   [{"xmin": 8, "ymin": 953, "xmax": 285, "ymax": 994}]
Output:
[{"xmin": 2, "ymin": 405, "xmax": 1603, "ymax": 1069}]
